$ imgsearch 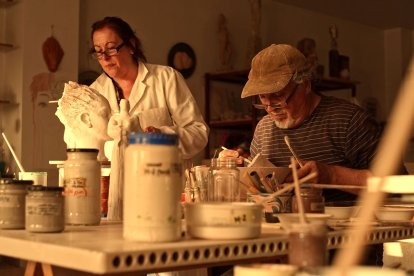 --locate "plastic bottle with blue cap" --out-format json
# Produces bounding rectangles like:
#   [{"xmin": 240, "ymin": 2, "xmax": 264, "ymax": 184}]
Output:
[{"xmin": 124, "ymin": 132, "xmax": 182, "ymax": 242}]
